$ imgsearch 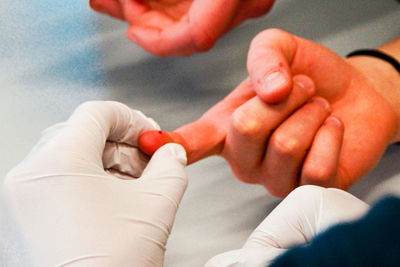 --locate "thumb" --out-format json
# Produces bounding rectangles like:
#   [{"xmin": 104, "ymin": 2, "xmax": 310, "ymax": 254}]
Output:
[
  {"xmin": 140, "ymin": 143, "xmax": 188, "ymax": 205},
  {"xmin": 247, "ymin": 29, "xmax": 351, "ymax": 104},
  {"xmin": 247, "ymin": 29, "xmax": 297, "ymax": 103},
  {"xmin": 139, "ymin": 79, "xmax": 256, "ymax": 164}
]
